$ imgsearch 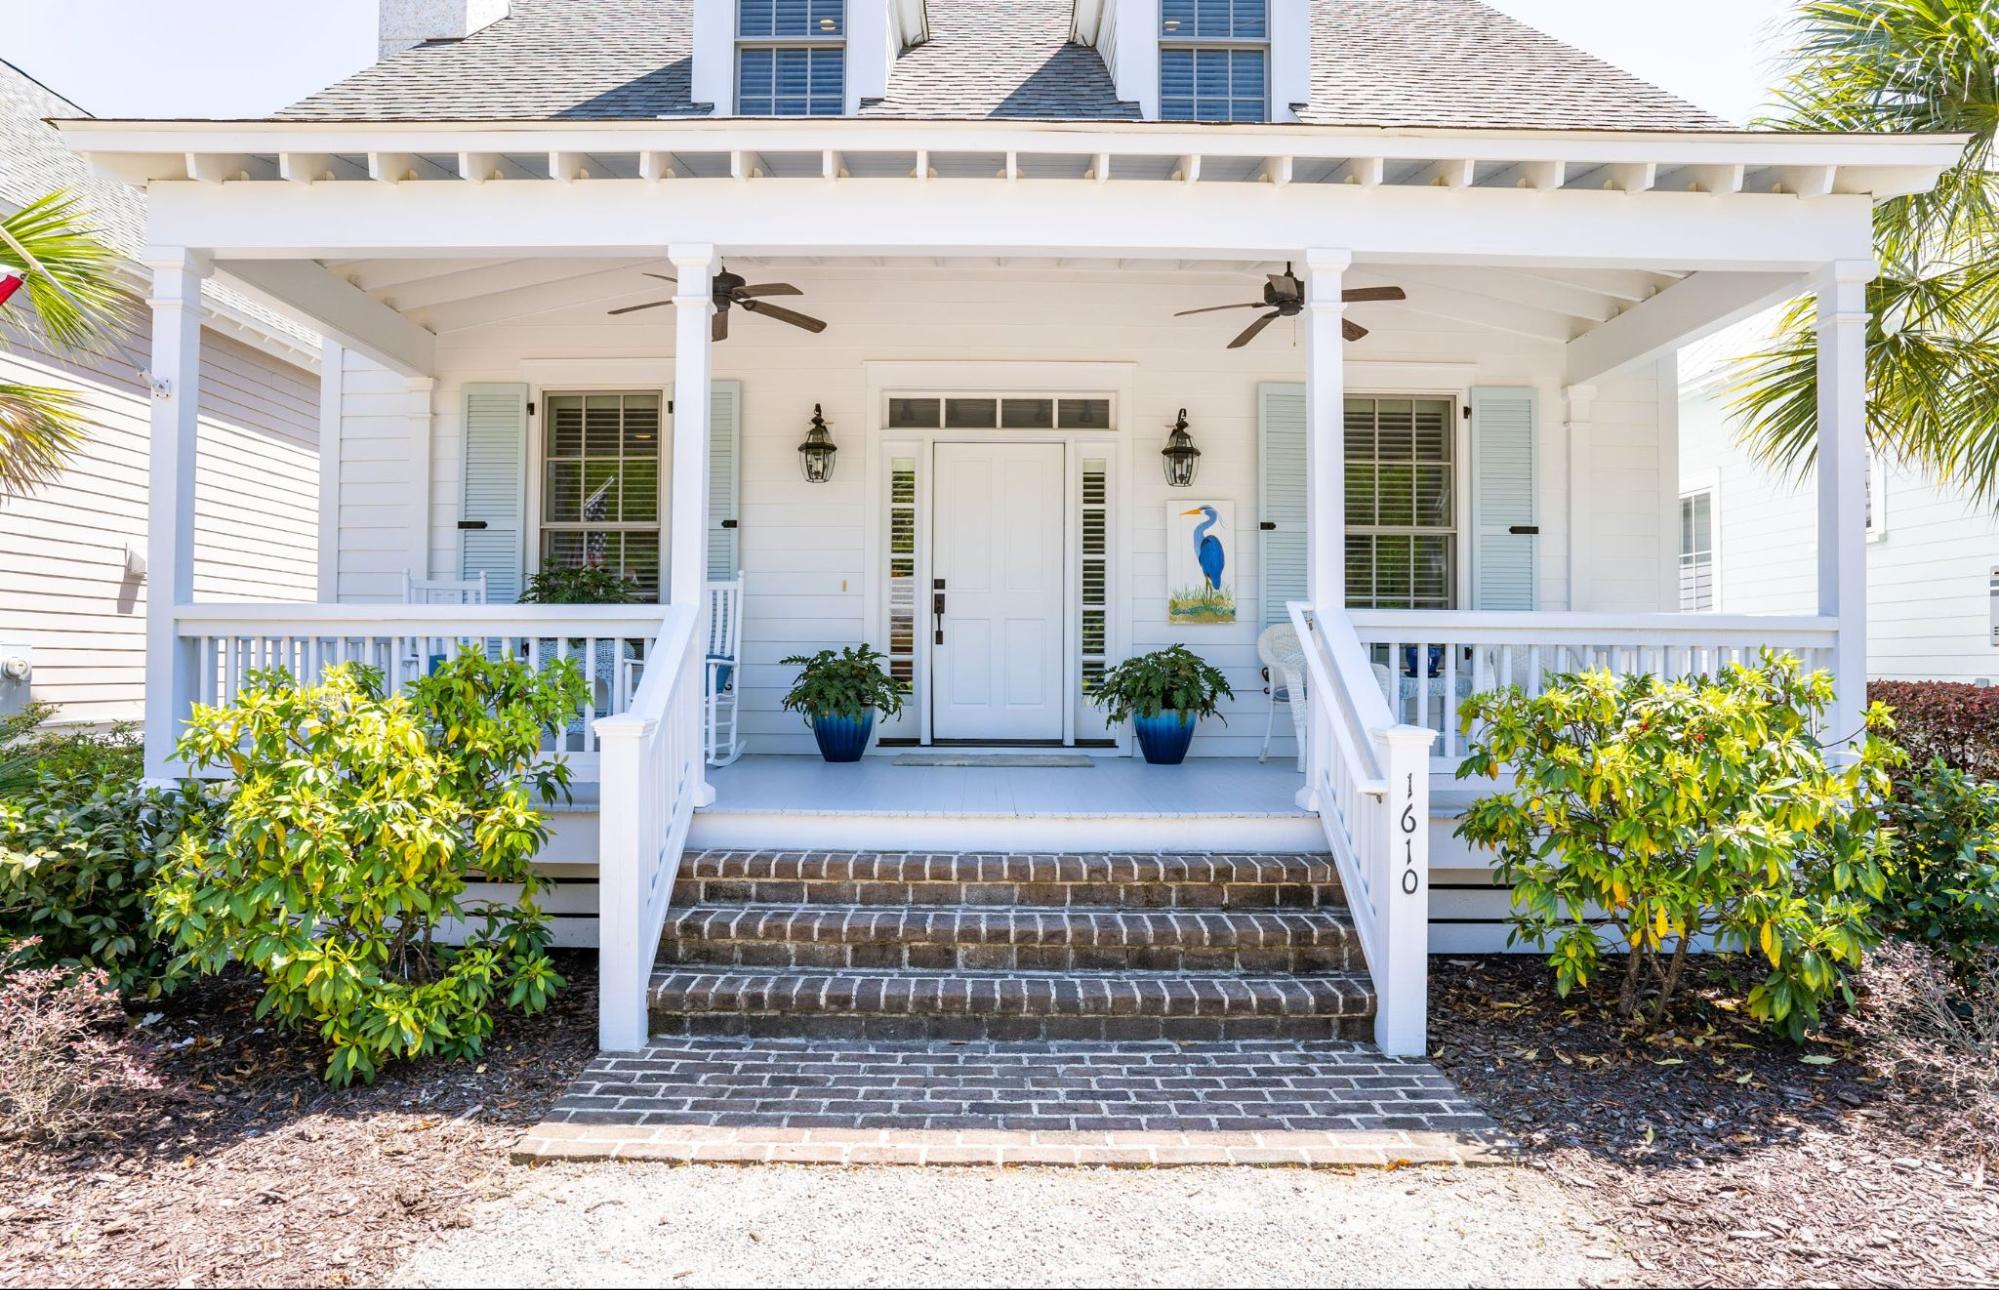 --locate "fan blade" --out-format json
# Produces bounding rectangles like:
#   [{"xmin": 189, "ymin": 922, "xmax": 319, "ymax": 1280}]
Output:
[
  {"xmin": 712, "ymin": 307, "xmax": 729, "ymax": 342},
  {"xmin": 735, "ymin": 283, "xmax": 803, "ymax": 298},
  {"xmin": 739, "ymin": 299, "xmax": 828, "ymax": 333},
  {"xmin": 1342, "ymin": 286, "xmax": 1406, "ymax": 302},
  {"xmin": 1227, "ymin": 311, "xmax": 1282, "ymax": 349},
  {"xmin": 1267, "ymin": 273, "xmax": 1302, "ymax": 300},
  {"xmin": 1174, "ymin": 302, "xmax": 1264, "ymax": 317},
  {"xmin": 607, "ymin": 299, "xmax": 674, "ymax": 316},
  {"xmin": 642, "ymin": 272, "xmax": 678, "ymax": 284},
  {"xmin": 1343, "ymin": 318, "xmax": 1369, "ymax": 342}
]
